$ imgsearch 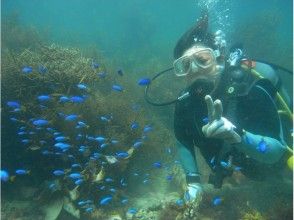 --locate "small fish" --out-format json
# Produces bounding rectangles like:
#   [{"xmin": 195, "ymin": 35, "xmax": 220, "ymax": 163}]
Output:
[
  {"xmin": 95, "ymin": 136, "xmax": 106, "ymax": 143},
  {"xmin": 54, "ymin": 142, "xmax": 70, "ymax": 150},
  {"xmin": 65, "ymin": 114, "xmax": 78, "ymax": 121},
  {"xmin": 105, "ymin": 177, "xmax": 114, "ymax": 183},
  {"xmin": 143, "ymin": 125, "xmax": 153, "ymax": 133},
  {"xmin": 33, "ymin": 119, "xmax": 49, "ymax": 126},
  {"xmin": 55, "ymin": 136, "xmax": 69, "ymax": 142},
  {"xmin": 116, "ymin": 151, "xmax": 129, "ymax": 159},
  {"xmin": 71, "ymin": 164, "xmax": 82, "ymax": 169},
  {"xmin": 143, "ymin": 178, "xmax": 149, "ymax": 184},
  {"xmin": 69, "ymin": 173, "xmax": 82, "ymax": 179},
  {"xmin": 127, "ymin": 208, "xmax": 137, "ymax": 215},
  {"xmin": 100, "ymin": 115, "xmax": 112, "ymax": 122},
  {"xmin": 53, "ymin": 170, "xmax": 65, "ymax": 176},
  {"xmin": 202, "ymin": 117, "xmax": 209, "ymax": 124},
  {"xmin": 97, "ymin": 72, "xmax": 107, "ymax": 78},
  {"xmin": 15, "ymin": 169, "xmax": 30, "ymax": 175},
  {"xmin": 131, "ymin": 121, "xmax": 139, "ymax": 130},
  {"xmin": 75, "ymin": 179, "xmax": 84, "ymax": 185},
  {"xmin": 77, "ymin": 121, "xmax": 88, "ymax": 128},
  {"xmin": 212, "ymin": 196, "xmax": 222, "ymax": 206},
  {"xmin": 120, "ymin": 178, "xmax": 127, "ymax": 186},
  {"xmin": 166, "ymin": 147, "xmax": 172, "ymax": 154},
  {"xmin": 92, "ymin": 61, "xmax": 99, "ymax": 69},
  {"xmin": 210, "ymin": 156, "xmax": 216, "ymax": 165},
  {"xmin": 85, "ymin": 207, "xmax": 94, "ymax": 213},
  {"xmin": 21, "ymin": 139, "xmax": 30, "ymax": 144},
  {"xmin": 153, "ymin": 161, "xmax": 162, "ymax": 168},
  {"xmin": 70, "ymin": 96, "xmax": 84, "ymax": 103},
  {"xmin": 99, "ymin": 195, "xmax": 112, "ymax": 205},
  {"xmin": 1, "ymin": 170, "xmax": 9, "ymax": 182},
  {"xmin": 257, "ymin": 139, "xmax": 268, "ymax": 153},
  {"xmin": 138, "ymin": 78, "xmax": 151, "ymax": 86},
  {"xmin": 234, "ymin": 166, "xmax": 242, "ymax": 171},
  {"xmin": 17, "ymin": 131, "xmax": 27, "ymax": 135},
  {"xmin": 22, "ymin": 66, "xmax": 33, "ymax": 73},
  {"xmin": 112, "ymin": 84, "xmax": 123, "ymax": 92},
  {"xmin": 111, "ymin": 139, "xmax": 119, "ymax": 144},
  {"xmin": 109, "ymin": 188, "xmax": 116, "ymax": 193},
  {"xmin": 117, "ymin": 69, "xmax": 123, "ymax": 76},
  {"xmin": 220, "ymin": 161, "xmax": 229, "ymax": 168},
  {"xmin": 77, "ymin": 83, "xmax": 88, "ymax": 90},
  {"xmin": 166, "ymin": 175, "xmax": 173, "ymax": 181},
  {"xmin": 100, "ymin": 143, "xmax": 109, "ymax": 148},
  {"xmin": 7, "ymin": 101, "xmax": 20, "ymax": 109},
  {"xmin": 100, "ymin": 185, "xmax": 106, "ymax": 190},
  {"xmin": 78, "ymin": 201, "xmax": 86, "ymax": 206},
  {"xmin": 176, "ymin": 199, "xmax": 184, "ymax": 206},
  {"xmin": 59, "ymin": 96, "xmax": 70, "ymax": 103},
  {"xmin": 38, "ymin": 65, "xmax": 47, "ymax": 74},
  {"xmin": 121, "ymin": 198, "xmax": 128, "ymax": 204},
  {"xmin": 133, "ymin": 141, "xmax": 143, "ymax": 148}
]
